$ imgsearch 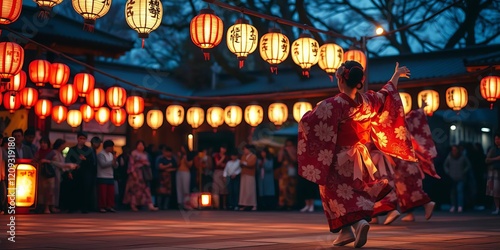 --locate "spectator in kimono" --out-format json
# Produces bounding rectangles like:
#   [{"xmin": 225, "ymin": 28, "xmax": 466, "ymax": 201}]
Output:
[
  {"xmin": 123, "ymin": 140, "xmax": 158, "ymax": 211},
  {"xmin": 277, "ymin": 139, "xmax": 298, "ymax": 210},
  {"xmin": 224, "ymin": 149, "xmax": 241, "ymax": 210},
  {"xmin": 444, "ymin": 145, "xmax": 471, "ymax": 213},
  {"xmin": 486, "ymin": 132, "xmax": 500, "ymax": 215},
  {"xmin": 212, "ymin": 145, "xmax": 229, "ymax": 210},
  {"xmin": 97, "ymin": 140, "xmax": 118, "ymax": 213},
  {"xmin": 239, "ymin": 144, "xmax": 257, "ymax": 211},
  {"xmin": 298, "ymin": 61, "xmax": 415, "ymax": 248},
  {"xmin": 257, "ymin": 147, "xmax": 276, "ymax": 211},
  {"xmin": 12, "ymin": 129, "xmax": 34, "ymax": 159},
  {"xmin": 44, "ymin": 139, "xmax": 78, "ymax": 213},
  {"xmin": 65, "ymin": 132, "xmax": 95, "ymax": 213},
  {"xmin": 156, "ymin": 146, "xmax": 177, "ymax": 210},
  {"xmin": 177, "ymin": 145, "xmax": 193, "ymax": 210}
]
